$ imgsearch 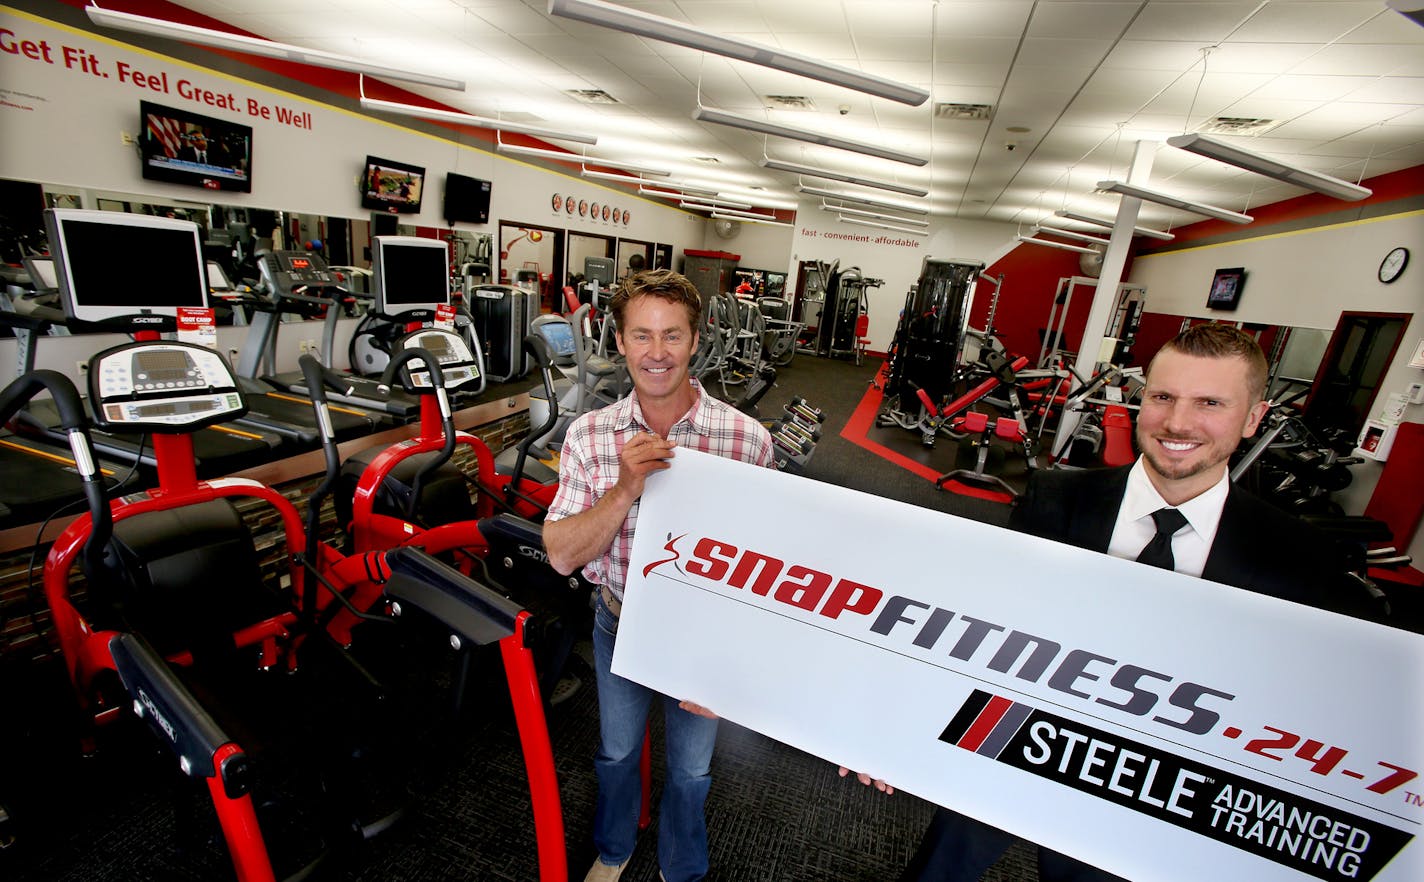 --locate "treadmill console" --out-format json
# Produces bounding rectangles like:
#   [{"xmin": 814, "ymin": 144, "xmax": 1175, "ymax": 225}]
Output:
[
  {"xmin": 397, "ymin": 327, "xmax": 481, "ymax": 392},
  {"xmin": 259, "ymin": 250, "xmax": 338, "ymax": 293},
  {"xmin": 89, "ymin": 341, "xmax": 246, "ymax": 432}
]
